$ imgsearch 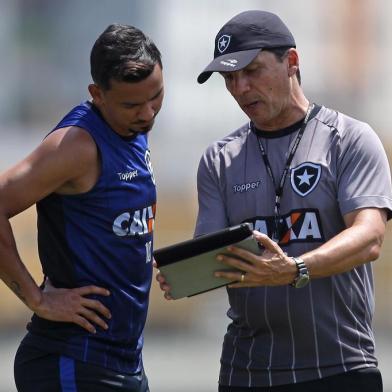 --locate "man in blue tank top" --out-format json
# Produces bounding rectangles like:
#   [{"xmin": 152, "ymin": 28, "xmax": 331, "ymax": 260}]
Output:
[{"xmin": 0, "ymin": 24, "xmax": 163, "ymax": 391}]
